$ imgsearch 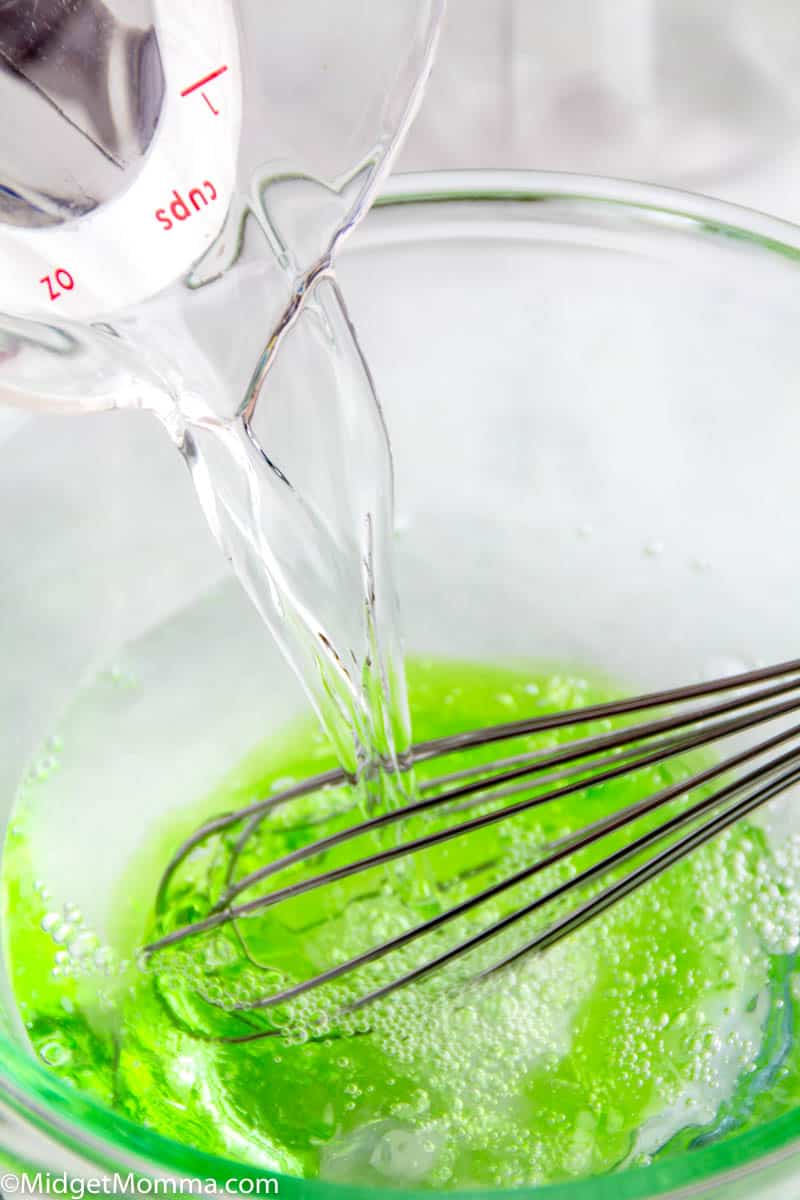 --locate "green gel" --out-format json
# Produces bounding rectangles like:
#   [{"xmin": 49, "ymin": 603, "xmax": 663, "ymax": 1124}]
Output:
[{"xmin": 5, "ymin": 660, "xmax": 800, "ymax": 1188}]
